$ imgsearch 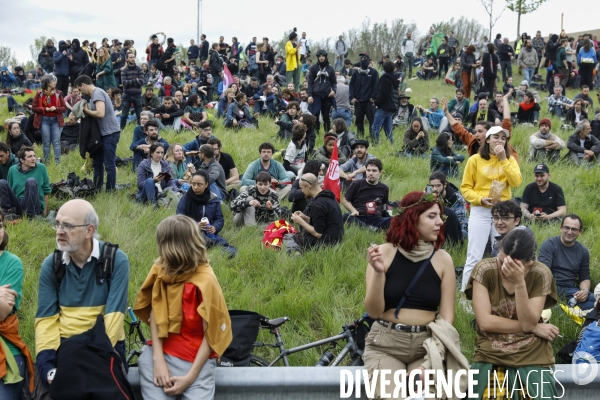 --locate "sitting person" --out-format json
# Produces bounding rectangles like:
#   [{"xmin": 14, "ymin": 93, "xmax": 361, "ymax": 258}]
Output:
[
  {"xmin": 547, "ymin": 73, "xmax": 566, "ymax": 97},
  {"xmin": 5, "ymin": 121, "xmax": 32, "ymax": 156},
  {"xmin": 488, "ymin": 92, "xmax": 504, "ymax": 114},
  {"xmin": 0, "ymin": 143, "xmax": 17, "ymax": 186},
  {"xmin": 466, "ymin": 229, "xmax": 560, "ymax": 398},
  {"xmin": 565, "ymin": 99, "xmax": 588, "ymax": 127},
  {"xmin": 208, "ymin": 138, "xmax": 240, "ymax": 190},
  {"xmin": 288, "ymin": 160, "xmax": 323, "ymax": 213},
  {"xmin": 416, "ymin": 97, "xmax": 447, "ymax": 133},
  {"xmin": 520, "ymin": 163, "xmax": 566, "ymax": 222},
  {"xmin": 241, "ymin": 142, "xmax": 291, "ymax": 199},
  {"xmin": 252, "ymin": 83, "xmax": 276, "ymax": 115},
  {"xmin": 528, "ymin": 118, "xmax": 565, "ymax": 163},
  {"xmin": 466, "ymin": 98, "xmax": 501, "ymax": 128},
  {"xmin": 516, "ymin": 90, "xmax": 541, "ymax": 124},
  {"xmin": 151, "ymin": 96, "xmax": 184, "ymax": 131},
  {"xmin": 157, "ymin": 76, "xmax": 177, "ymax": 99},
  {"xmin": 60, "ymin": 113, "xmax": 79, "ymax": 154},
  {"xmin": 63, "ymin": 87, "xmax": 83, "ymax": 115},
  {"xmin": 402, "ymin": 117, "xmax": 430, "ymax": 156},
  {"xmin": 164, "ymin": 143, "xmax": 190, "ymax": 187},
  {"xmin": 231, "ymin": 171, "xmax": 281, "ymax": 227},
  {"xmin": 566, "ymin": 119, "xmax": 600, "ymax": 165},
  {"xmin": 130, "ymin": 120, "xmax": 170, "ymax": 170},
  {"xmin": 283, "ymin": 124, "xmax": 307, "ymax": 179},
  {"xmin": 339, "ymin": 139, "xmax": 376, "ymax": 189},
  {"xmin": 539, "ymin": 214, "xmax": 595, "ymax": 310},
  {"xmin": 217, "ymin": 88, "xmax": 235, "ymax": 118},
  {"xmin": 289, "ymin": 173, "xmax": 343, "ymax": 251},
  {"xmin": 132, "ymin": 111, "xmax": 155, "ymax": 144},
  {"xmin": 392, "ymin": 93, "xmax": 417, "ymax": 129},
  {"xmin": 430, "ymin": 132, "xmax": 464, "ymax": 178},
  {"xmin": 135, "ymin": 143, "xmax": 176, "ymax": 205},
  {"xmin": 275, "ymin": 101, "xmax": 300, "ymax": 140},
  {"xmin": 2, "ymin": 146, "xmax": 51, "ymax": 218},
  {"xmin": 198, "ymin": 144, "xmax": 227, "ymax": 200},
  {"xmin": 176, "ymin": 170, "xmax": 237, "ymax": 258},
  {"xmin": 490, "ymin": 200, "xmax": 531, "ymax": 257},
  {"xmin": 182, "ymin": 94, "xmax": 208, "ymax": 130},
  {"xmin": 330, "ymin": 118, "xmax": 356, "ymax": 160},
  {"xmin": 429, "ymin": 171, "xmax": 468, "ymax": 239},
  {"xmin": 182, "ymin": 121, "xmax": 217, "ymax": 168},
  {"xmin": 141, "ymin": 86, "xmax": 160, "ymax": 110},
  {"xmin": 447, "ymin": 88, "xmax": 470, "ymax": 120},
  {"xmin": 547, "ymin": 86, "xmax": 573, "ymax": 118},
  {"xmin": 314, "ymin": 134, "xmax": 348, "ymax": 167},
  {"xmin": 415, "ymin": 58, "xmax": 437, "ymax": 80},
  {"xmin": 515, "ymin": 80, "xmax": 541, "ymax": 103},
  {"xmin": 341, "ymin": 158, "xmax": 391, "ymax": 231},
  {"xmin": 224, "ymin": 93, "xmax": 259, "ymax": 129}
]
